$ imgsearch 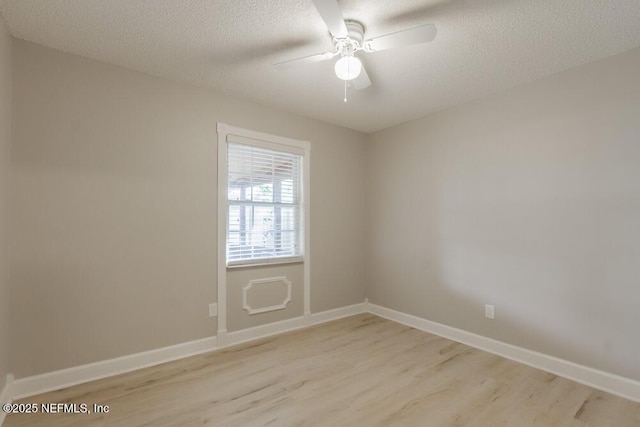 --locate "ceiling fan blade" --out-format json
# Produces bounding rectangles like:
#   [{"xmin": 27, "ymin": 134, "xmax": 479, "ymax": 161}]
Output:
[
  {"xmin": 310, "ymin": 0, "xmax": 348, "ymax": 38},
  {"xmin": 274, "ymin": 51, "xmax": 337, "ymax": 69},
  {"xmin": 351, "ymin": 65, "xmax": 371, "ymax": 90},
  {"xmin": 364, "ymin": 24, "xmax": 437, "ymax": 52}
]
